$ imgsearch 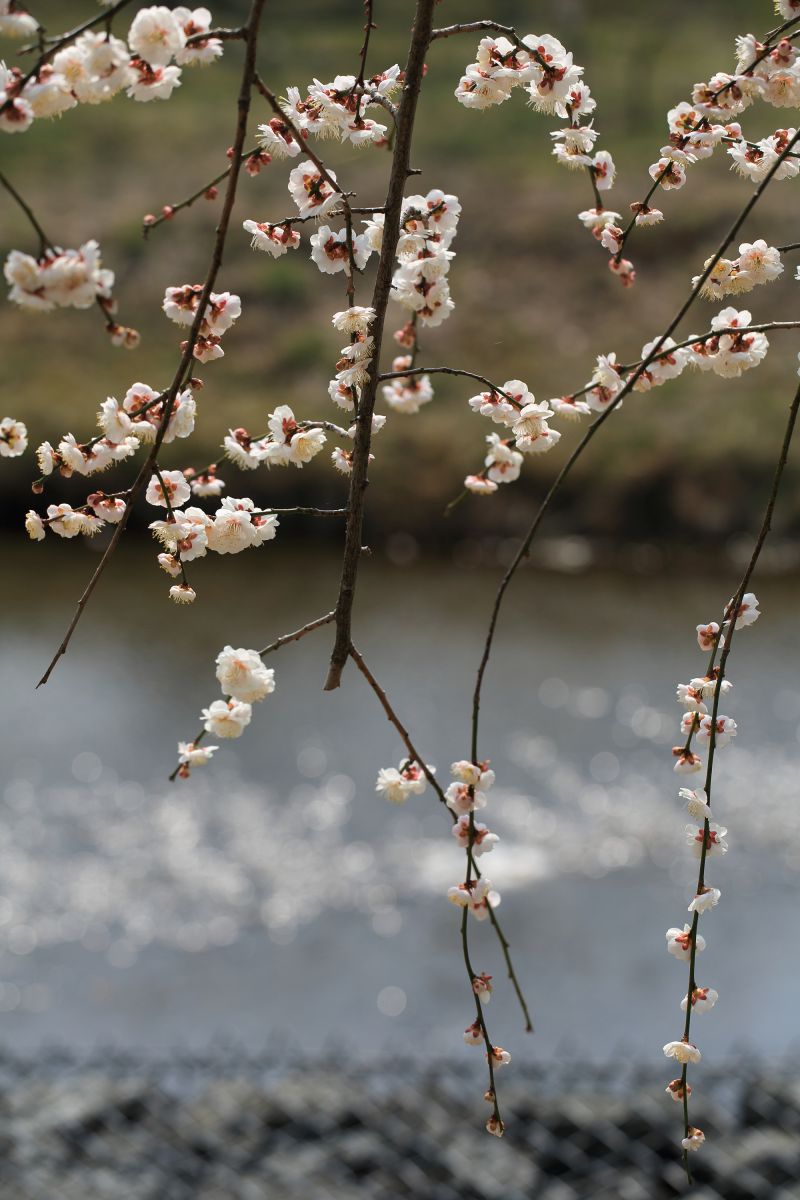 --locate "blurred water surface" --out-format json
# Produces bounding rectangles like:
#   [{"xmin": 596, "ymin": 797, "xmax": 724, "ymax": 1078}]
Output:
[{"xmin": 2, "ymin": 540, "xmax": 800, "ymax": 1062}]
